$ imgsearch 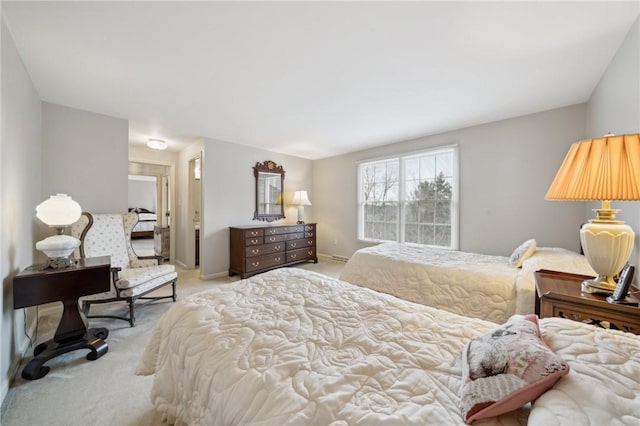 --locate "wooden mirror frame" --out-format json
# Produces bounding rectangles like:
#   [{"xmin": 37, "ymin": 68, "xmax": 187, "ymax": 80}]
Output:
[{"xmin": 253, "ymin": 160, "xmax": 285, "ymax": 222}]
